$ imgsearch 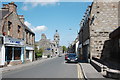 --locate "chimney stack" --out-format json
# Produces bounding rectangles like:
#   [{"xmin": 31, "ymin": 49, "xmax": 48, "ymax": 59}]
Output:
[
  {"xmin": 19, "ymin": 15, "xmax": 25, "ymax": 23},
  {"xmin": 8, "ymin": 2, "xmax": 17, "ymax": 12},
  {"xmin": 3, "ymin": 2, "xmax": 17, "ymax": 12}
]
